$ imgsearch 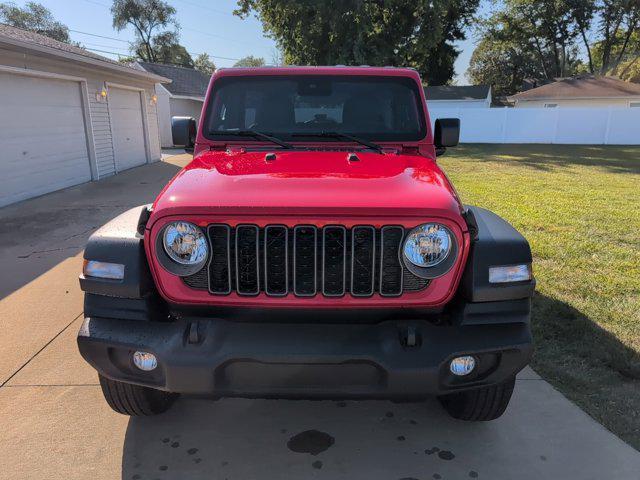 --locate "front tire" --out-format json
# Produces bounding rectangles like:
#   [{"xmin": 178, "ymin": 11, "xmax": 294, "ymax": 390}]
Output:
[
  {"xmin": 438, "ymin": 377, "xmax": 516, "ymax": 421},
  {"xmin": 99, "ymin": 374, "xmax": 178, "ymax": 416}
]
